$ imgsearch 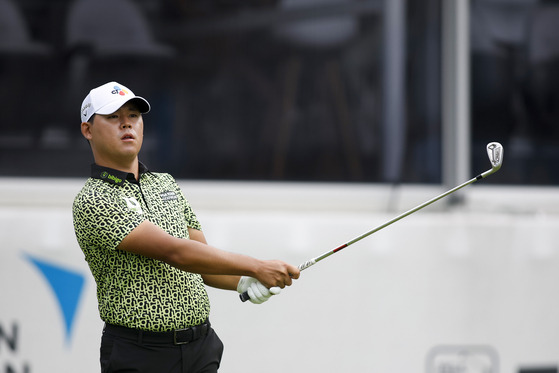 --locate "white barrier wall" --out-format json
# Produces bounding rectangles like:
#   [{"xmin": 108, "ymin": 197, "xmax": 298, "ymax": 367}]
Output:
[{"xmin": 1, "ymin": 178, "xmax": 558, "ymax": 373}]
